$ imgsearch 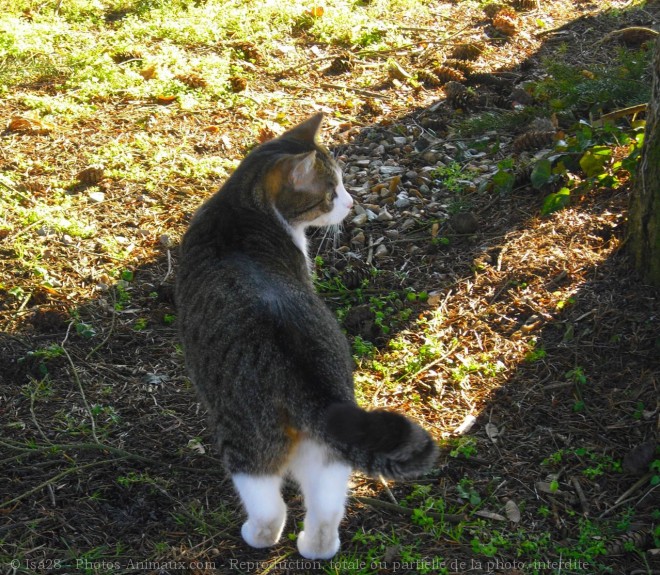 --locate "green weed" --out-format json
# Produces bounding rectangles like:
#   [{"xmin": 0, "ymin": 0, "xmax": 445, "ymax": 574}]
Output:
[
  {"xmin": 532, "ymin": 48, "xmax": 652, "ymax": 113},
  {"xmin": 19, "ymin": 344, "xmax": 65, "ymax": 378},
  {"xmin": 352, "ymin": 335, "xmax": 376, "ymax": 358},
  {"xmin": 431, "ymin": 161, "xmax": 469, "ymax": 194},
  {"xmin": 542, "ymin": 447, "xmax": 622, "ymax": 479},
  {"xmin": 448, "ymin": 436, "xmax": 478, "ymax": 459},
  {"xmin": 524, "ymin": 339, "xmax": 547, "ymax": 363},
  {"xmin": 456, "ymin": 478, "xmax": 482, "ymax": 506},
  {"xmin": 133, "ymin": 317, "xmax": 148, "ymax": 331}
]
